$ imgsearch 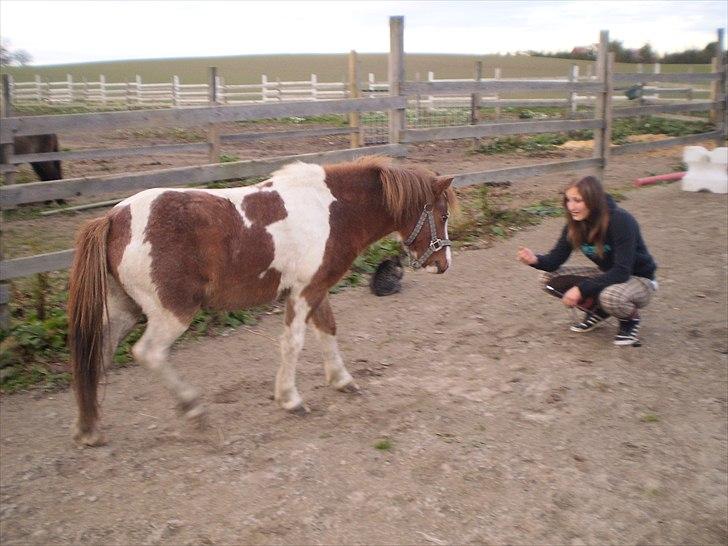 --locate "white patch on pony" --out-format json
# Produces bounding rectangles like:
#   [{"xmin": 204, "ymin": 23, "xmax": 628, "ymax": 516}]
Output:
[
  {"xmin": 313, "ymin": 329, "xmax": 353, "ymax": 389},
  {"xmin": 276, "ymin": 294, "xmax": 310, "ymax": 410},
  {"xmin": 115, "ymin": 189, "xmax": 187, "ymax": 332},
  {"xmin": 444, "ymin": 217, "xmax": 452, "ymax": 270},
  {"xmin": 262, "ymin": 163, "xmax": 336, "ymax": 293}
]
